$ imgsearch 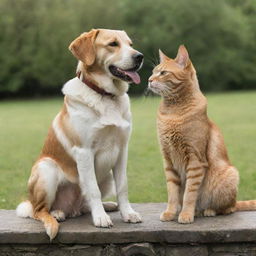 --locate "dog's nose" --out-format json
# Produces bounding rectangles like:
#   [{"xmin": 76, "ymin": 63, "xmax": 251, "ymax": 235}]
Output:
[{"xmin": 133, "ymin": 53, "xmax": 144, "ymax": 64}]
